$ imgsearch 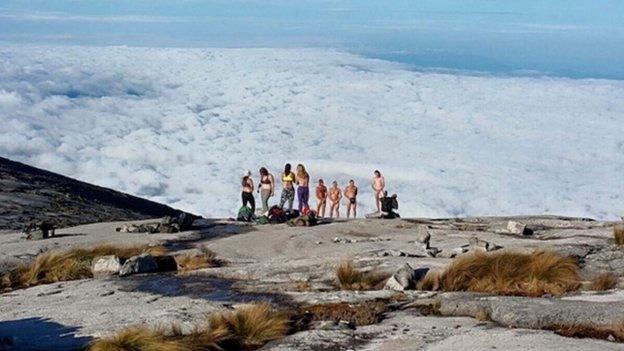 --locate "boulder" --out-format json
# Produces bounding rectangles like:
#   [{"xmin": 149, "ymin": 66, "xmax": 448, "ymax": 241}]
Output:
[
  {"xmin": 91, "ymin": 255, "xmax": 122, "ymax": 278},
  {"xmin": 507, "ymin": 220, "xmax": 533, "ymax": 236},
  {"xmin": 384, "ymin": 263, "xmax": 429, "ymax": 291},
  {"xmin": 119, "ymin": 253, "xmax": 158, "ymax": 277}
]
